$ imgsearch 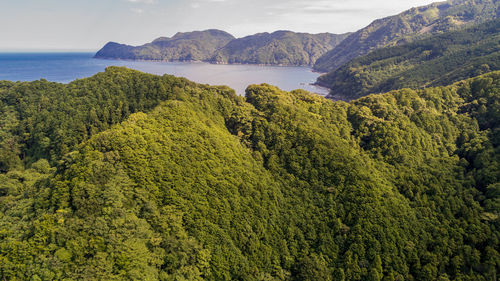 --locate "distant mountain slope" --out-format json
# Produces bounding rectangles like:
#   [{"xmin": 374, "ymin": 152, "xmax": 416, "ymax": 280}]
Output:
[
  {"xmin": 210, "ymin": 31, "xmax": 350, "ymax": 66},
  {"xmin": 94, "ymin": 29, "xmax": 235, "ymax": 61},
  {"xmin": 317, "ymin": 19, "xmax": 500, "ymax": 100},
  {"xmin": 313, "ymin": 0, "xmax": 500, "ymax": 72},
  {"xmin": 95, "ymin": 30, "xmax": 349, "ymax": 66}
]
